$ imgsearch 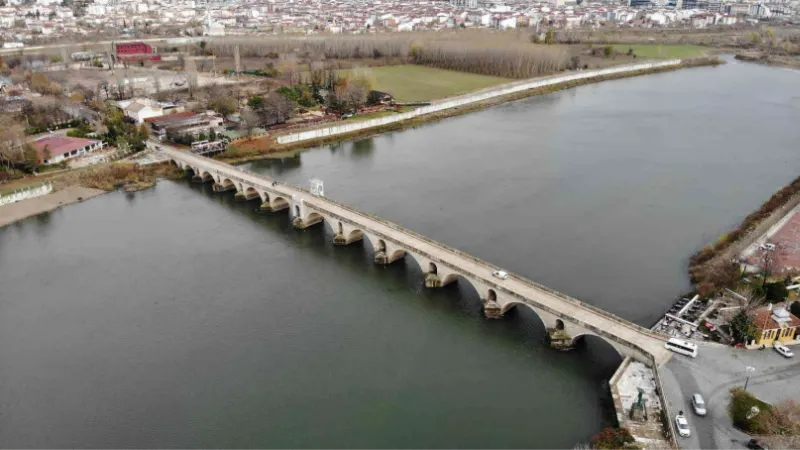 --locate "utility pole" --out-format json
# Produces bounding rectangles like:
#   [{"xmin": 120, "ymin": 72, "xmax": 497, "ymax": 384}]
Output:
[{"xmin": 743, "ymin": 366, "xmax": 755, "ymax": 391}]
